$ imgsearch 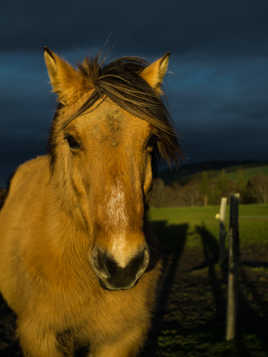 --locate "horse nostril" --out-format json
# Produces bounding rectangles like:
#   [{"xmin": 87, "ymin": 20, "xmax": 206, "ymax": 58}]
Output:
[
  {"xmin": 131, "ymin": 248, "xmax": 150, "ymax": 279},
  {"xmin": 91, "ymin": 248, "xmax": 110, "ymax": 280}
]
